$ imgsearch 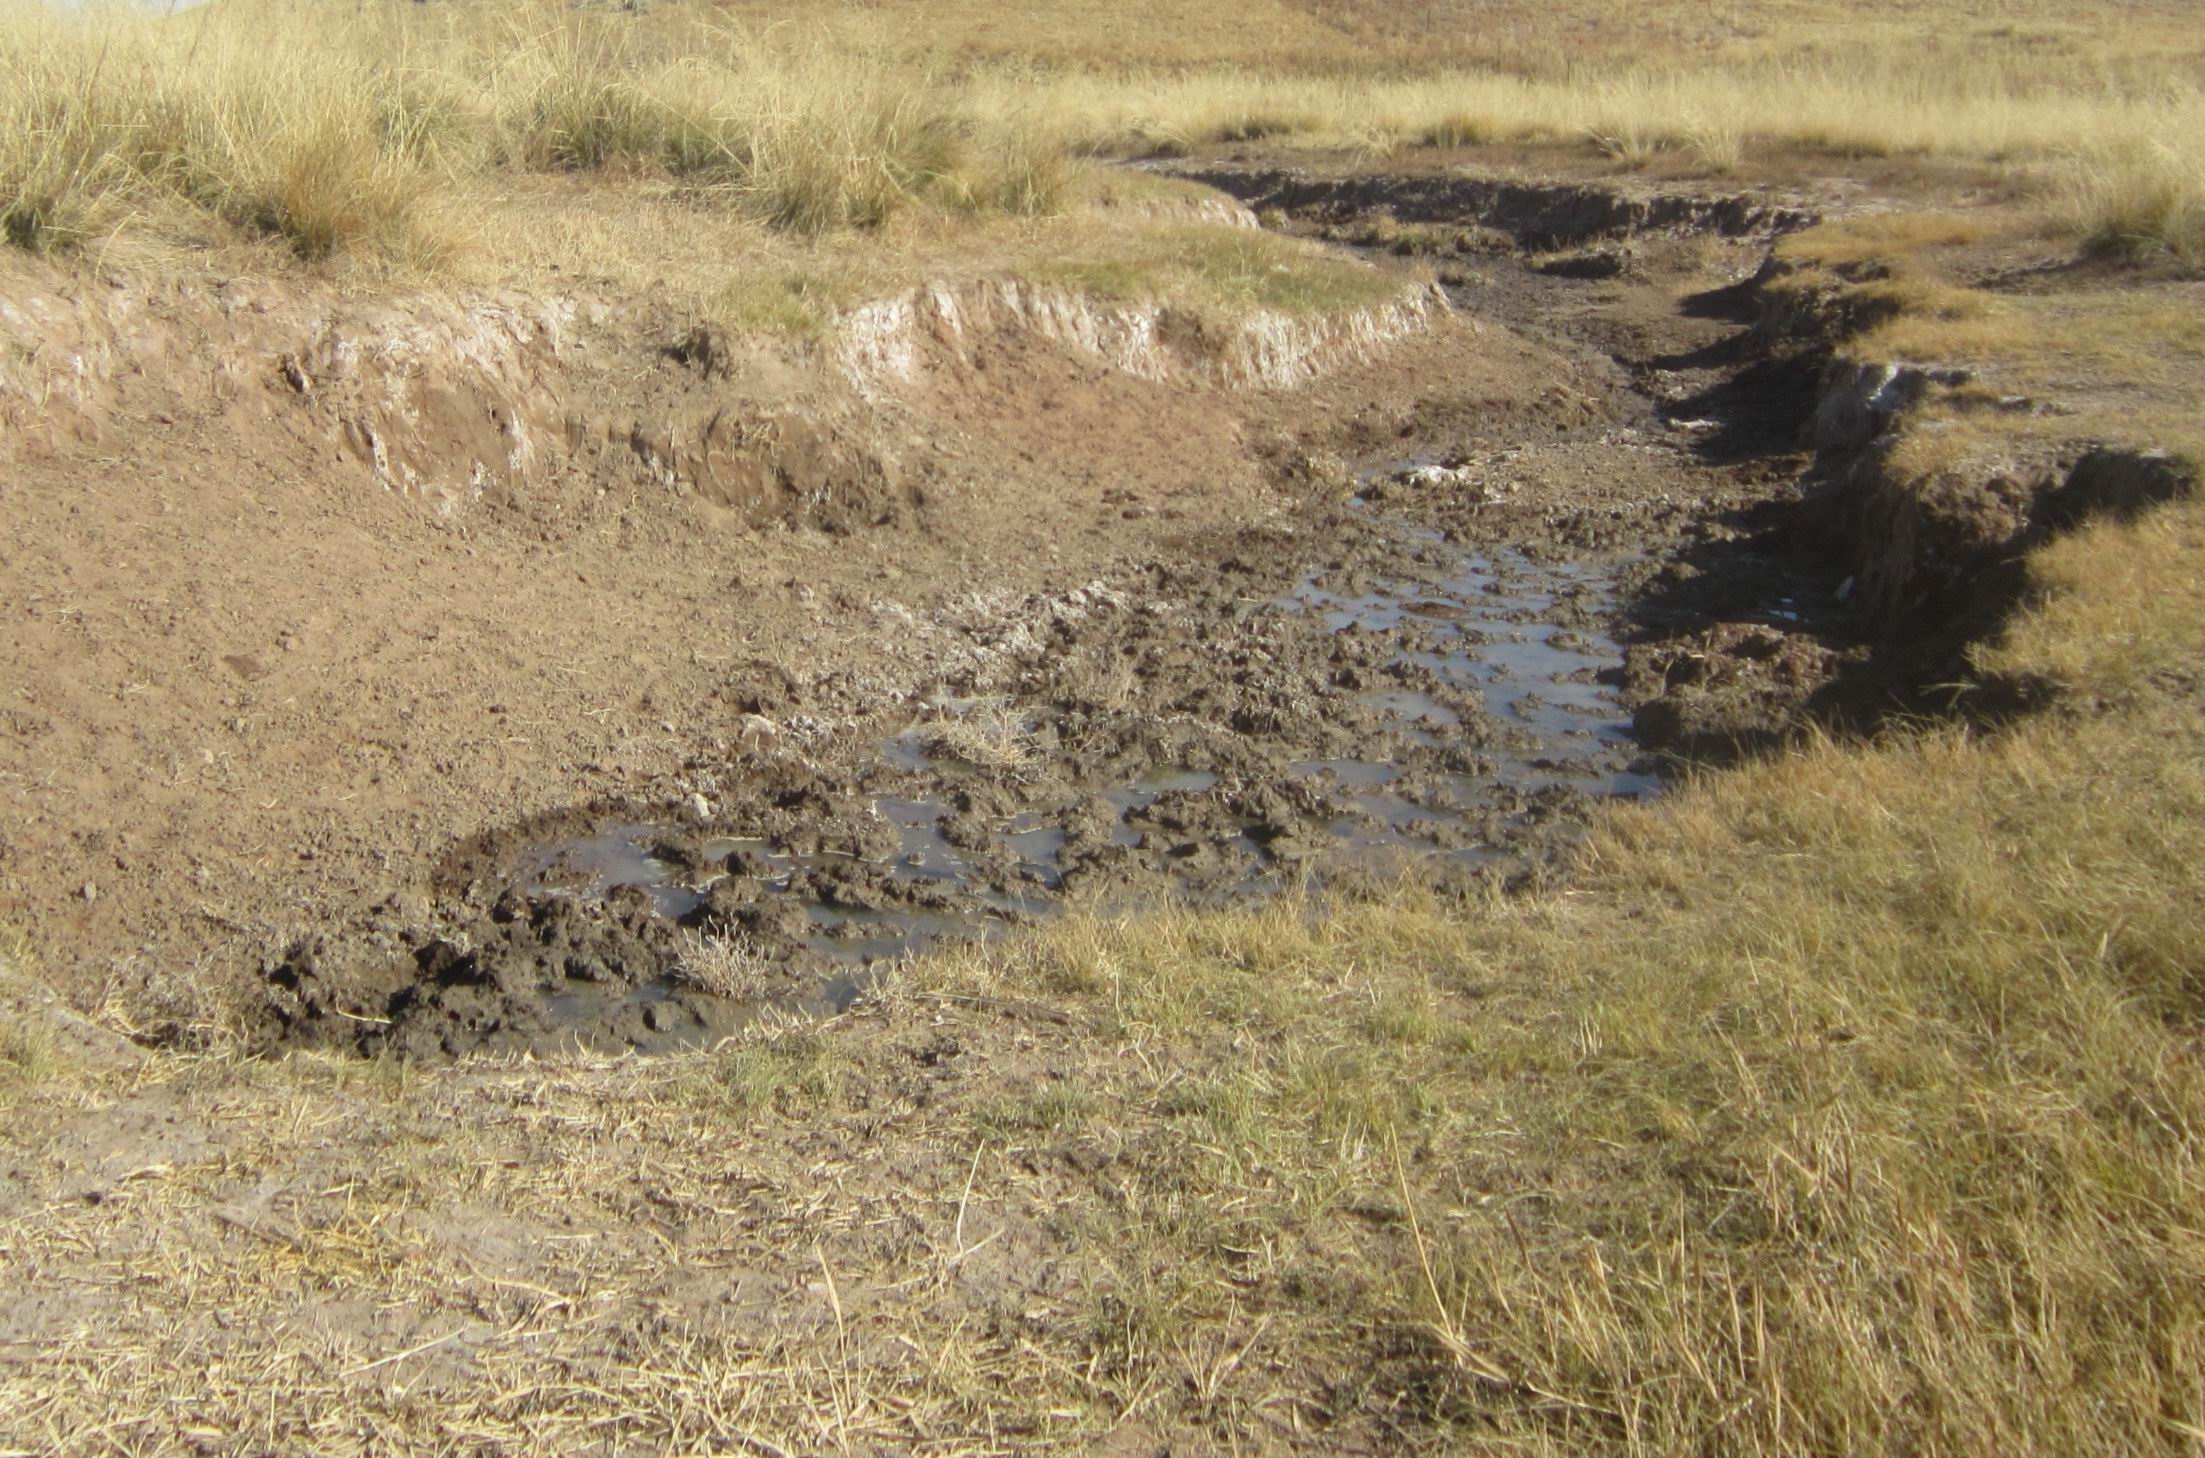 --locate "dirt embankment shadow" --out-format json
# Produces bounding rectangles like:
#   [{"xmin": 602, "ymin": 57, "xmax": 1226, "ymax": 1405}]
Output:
[
  {"xmin": 1208, "ymin": 163, "xmax": 2194, "ymax": 763},
  {"xmin": 1619, "ymin": 271, "xmax": 2197, "ymax": 765}
]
